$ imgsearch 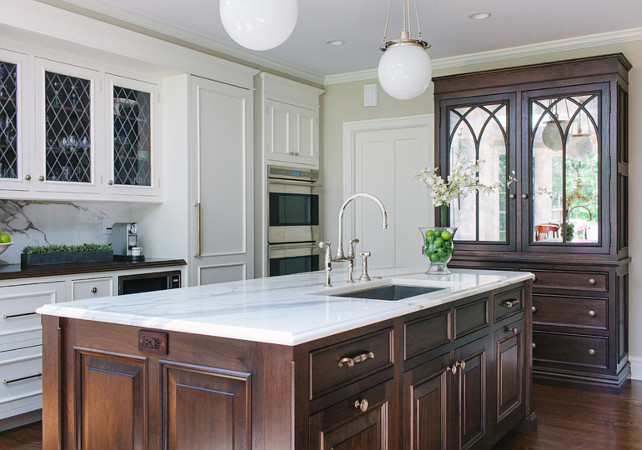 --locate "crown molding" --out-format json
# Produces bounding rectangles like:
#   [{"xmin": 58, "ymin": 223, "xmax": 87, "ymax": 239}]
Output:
[
  {"xmin": 36, "ymin": 0, "xmax": 325, "ymax": 85},
  {"xmin": 324, "ymin": 27, "xmax": 642, "ymax": 86}
]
